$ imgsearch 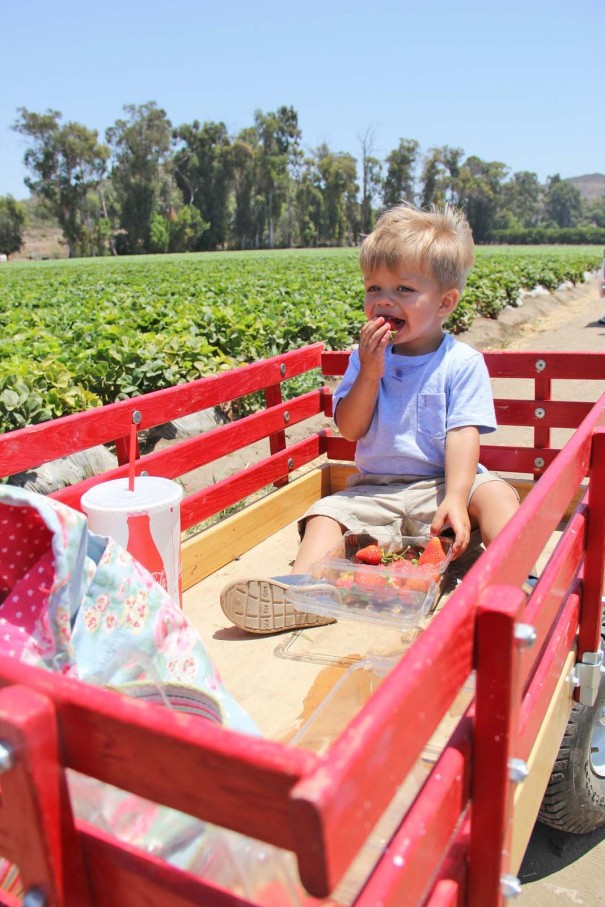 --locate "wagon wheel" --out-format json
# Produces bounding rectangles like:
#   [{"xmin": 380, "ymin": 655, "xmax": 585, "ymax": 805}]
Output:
[{"xmin": 538, "ymin": 613, "xmax": 605, "ymax": 834}]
